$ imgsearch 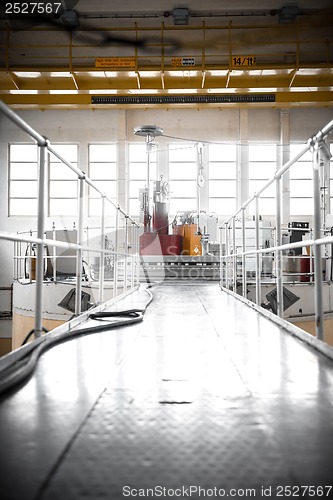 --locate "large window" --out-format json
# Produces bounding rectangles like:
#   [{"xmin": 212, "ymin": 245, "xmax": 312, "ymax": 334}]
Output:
[
  {"xmin": 128, "ymin": 143, "xmax": 156, "ymax": 215},
  {"xmin": 169, "ymin": 144, "xmax": 197, "ymax": 215},
  {"xmin": 9, "ymin": 143, "xmax": 78, "ymax": 217},
  {"xmin": 9, "ymin": 144, "xmax": 38, "ymax": 216},
  {"xmin": 49, "ymin": 144, "xmax": 78, "ymax": 216},
  {"xmin": 88, "ymin": 144, "xmax": 117, "ymax": 216},
  {"xmin": 289, "ymin": 144, "xmax": 313, "ymax": 216},
  {"xmin": 249, "ymin": 144, "xmax": 277, "ymax": 215},
  {"xmin": 208, "ymin": 144, "xmax": 237, "ymax": 216}
]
